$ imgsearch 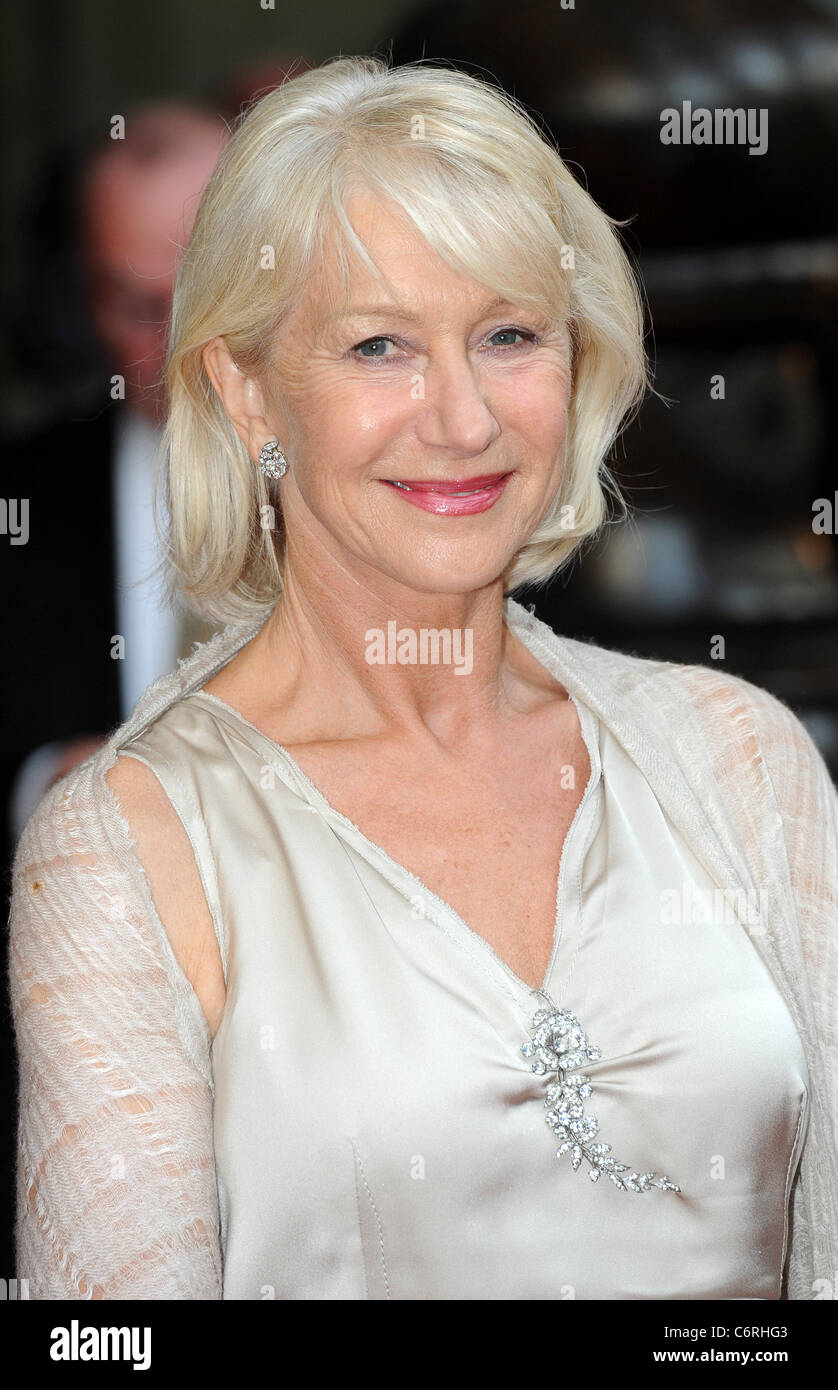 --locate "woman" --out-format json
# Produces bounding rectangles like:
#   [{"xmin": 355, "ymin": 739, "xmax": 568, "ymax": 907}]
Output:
[{"xmin": 10, "ymin": 55, "xmax": 837, "ymax": 1301}]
